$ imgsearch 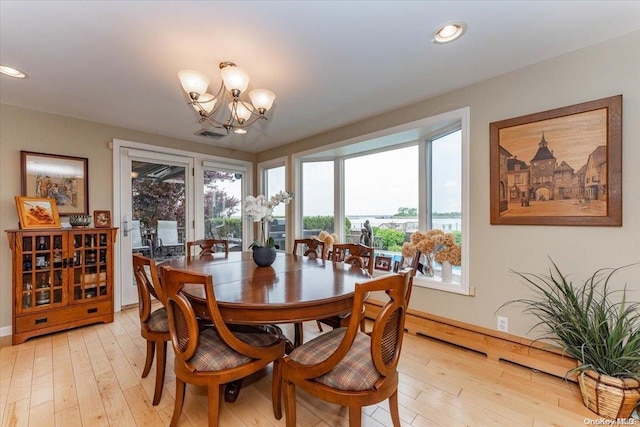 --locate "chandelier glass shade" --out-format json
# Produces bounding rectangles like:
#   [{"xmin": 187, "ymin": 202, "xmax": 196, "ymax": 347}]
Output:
[{"xmin": 178, "ymin": 62, "xmax": 275, "ymax": 134}]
